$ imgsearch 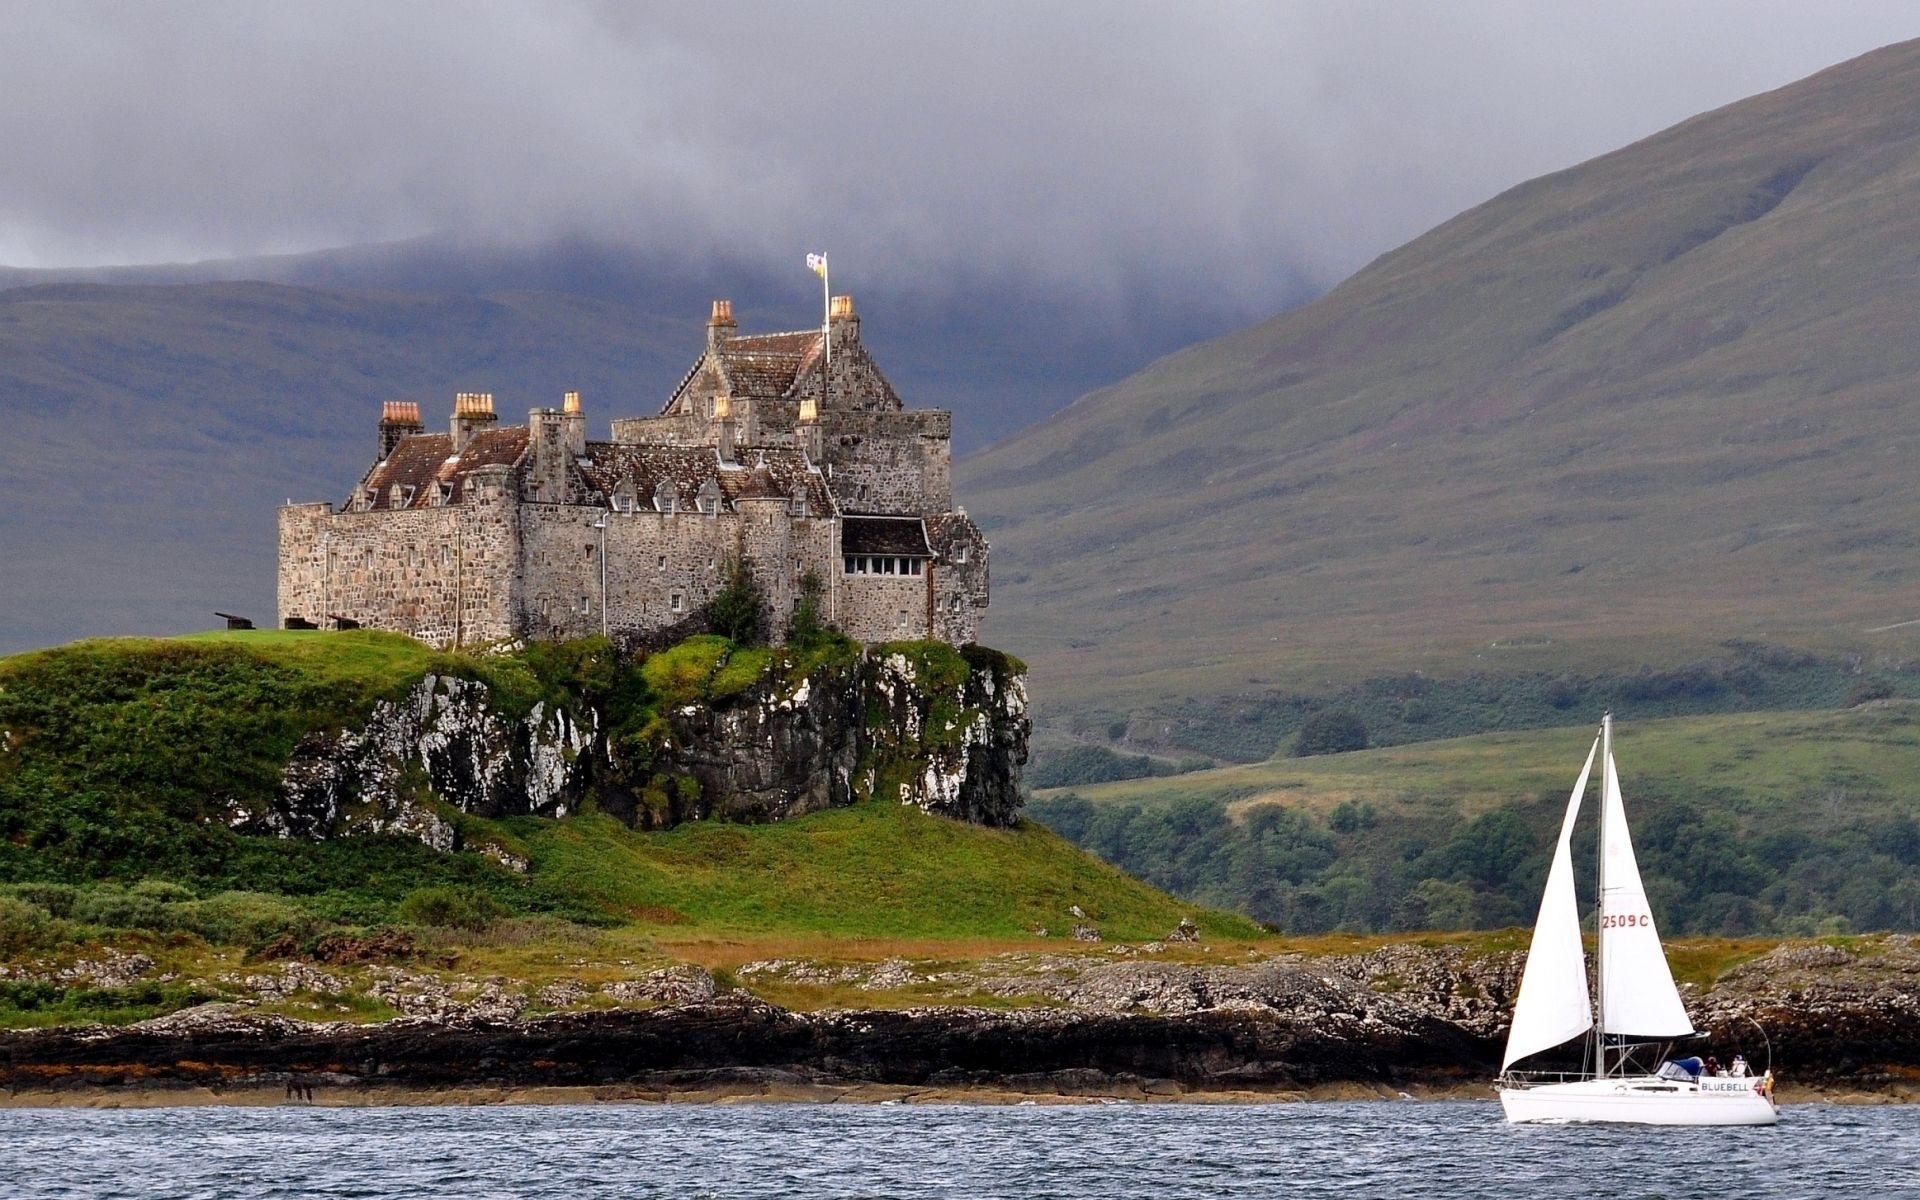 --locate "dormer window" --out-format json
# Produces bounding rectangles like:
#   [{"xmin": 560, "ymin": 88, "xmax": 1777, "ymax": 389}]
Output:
[
  {"xmin": 953, "ymin": 545, "xmax": 969, "ymax": 565},
  {"xmin": 789, "ymin": 494, "xmax": 808, "ymax": 518},
  {"xmin": 697, "ymin": 481, "xmax": 722, "ymax": 515},
  {"xmin": 399, "ymin": 485, "xmax": 417, "ymax": 507},
  {"xmin": 653, "ymin": 482, "xmax": 677, "ymax": 514},
  {"xmin": 436, "ymin": 482, "xmax": 455, "ymax": 506},
  {"xmin": 363, "ymin": 487, "xmax": 378, "ymax": 510}
]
